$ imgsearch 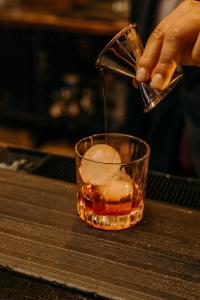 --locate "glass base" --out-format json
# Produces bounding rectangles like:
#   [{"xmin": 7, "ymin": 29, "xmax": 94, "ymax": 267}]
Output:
[{"xmin": 77, "ymin": 200, "xmax": 144, "ymax": 230}]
